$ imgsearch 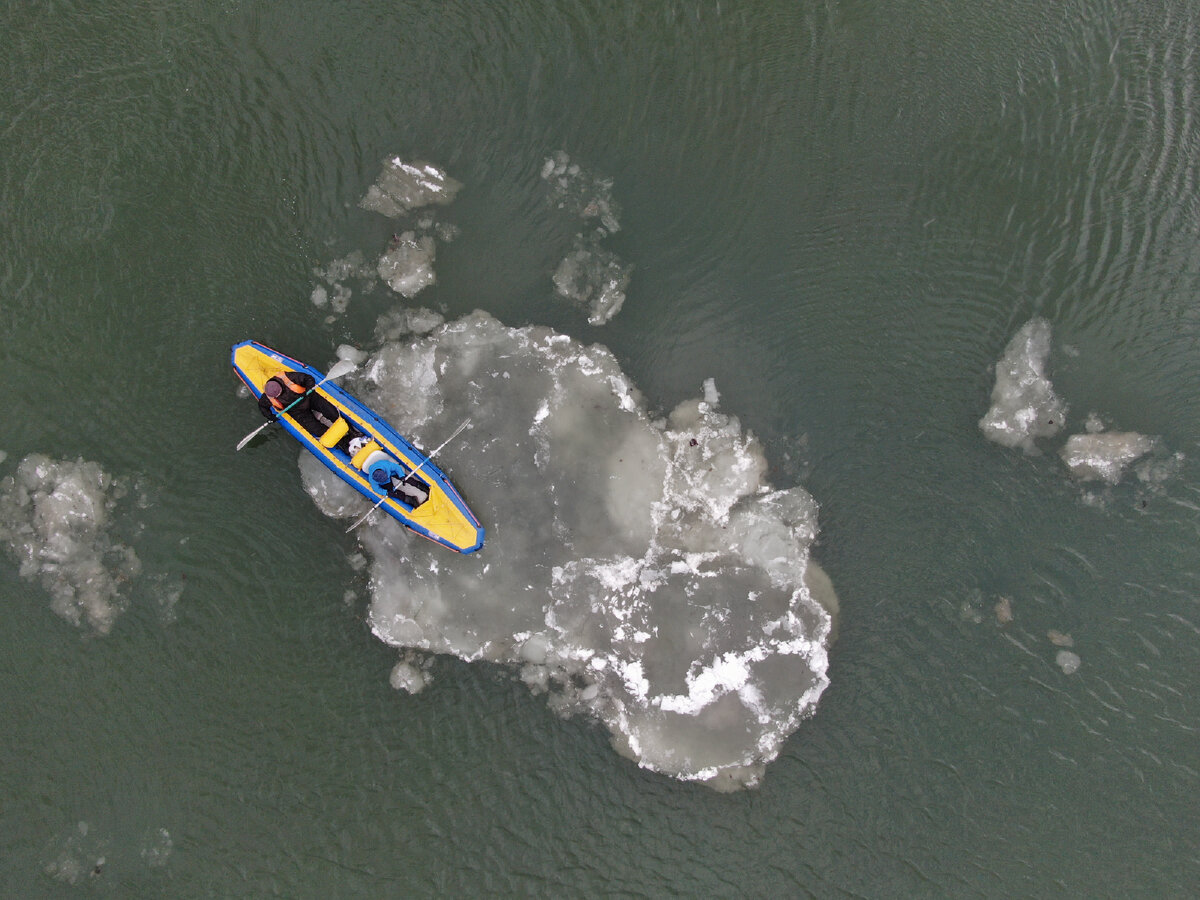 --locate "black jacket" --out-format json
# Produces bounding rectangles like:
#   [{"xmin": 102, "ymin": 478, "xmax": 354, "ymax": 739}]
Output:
[{"xmin": 258, "ymin": 371, "xmax": 340, "ymax": 437}]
